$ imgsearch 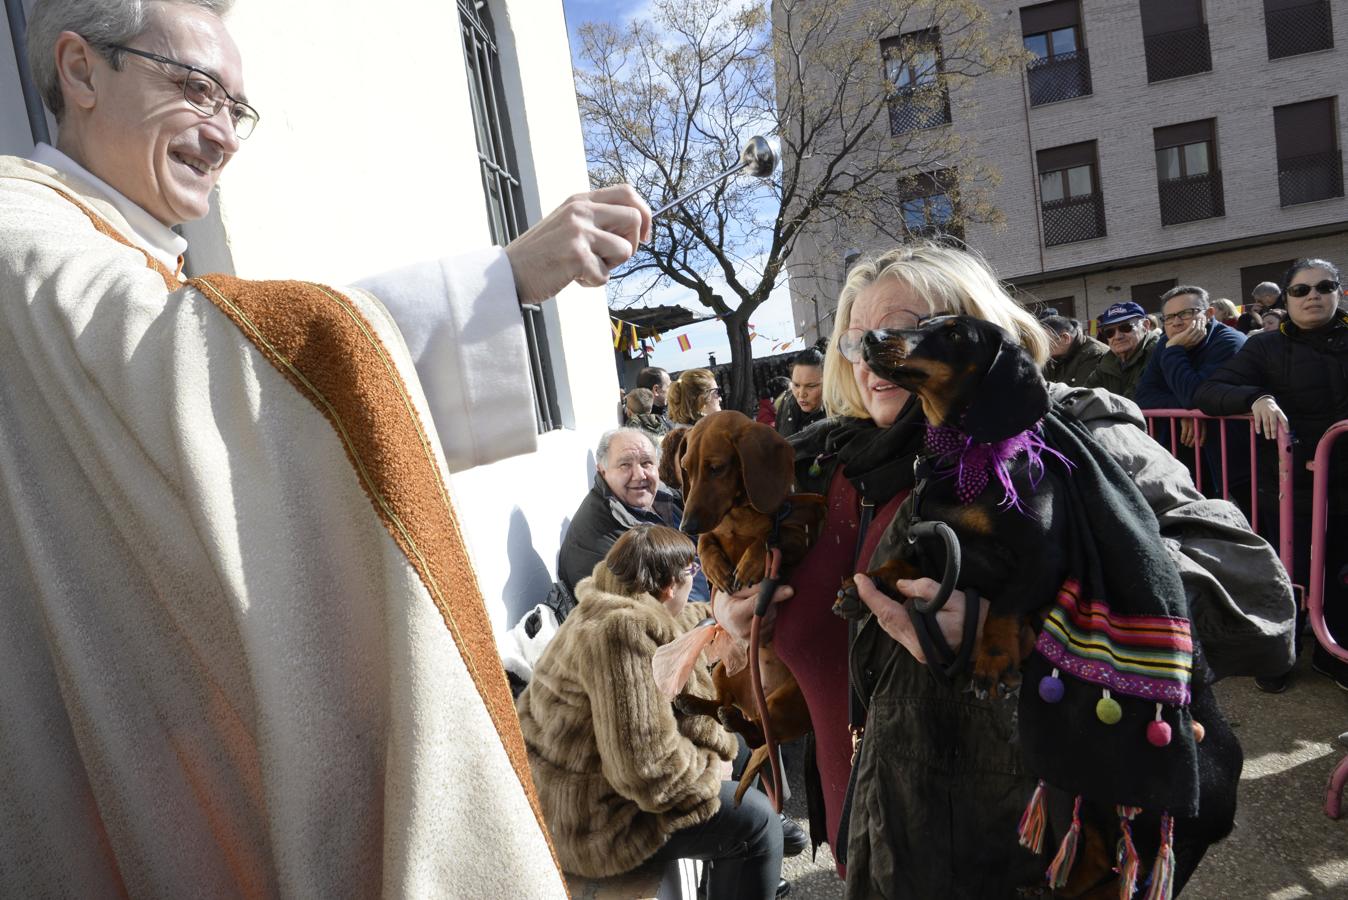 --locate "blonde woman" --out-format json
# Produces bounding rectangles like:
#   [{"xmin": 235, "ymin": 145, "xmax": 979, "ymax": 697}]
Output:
[
  {"xmin": 667, "ymin": 368, "xmax": 723, "ymax": 425},
  {"xmin": 713, "ymin": 243, "xmax": 1289, "ymax": 897}
]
